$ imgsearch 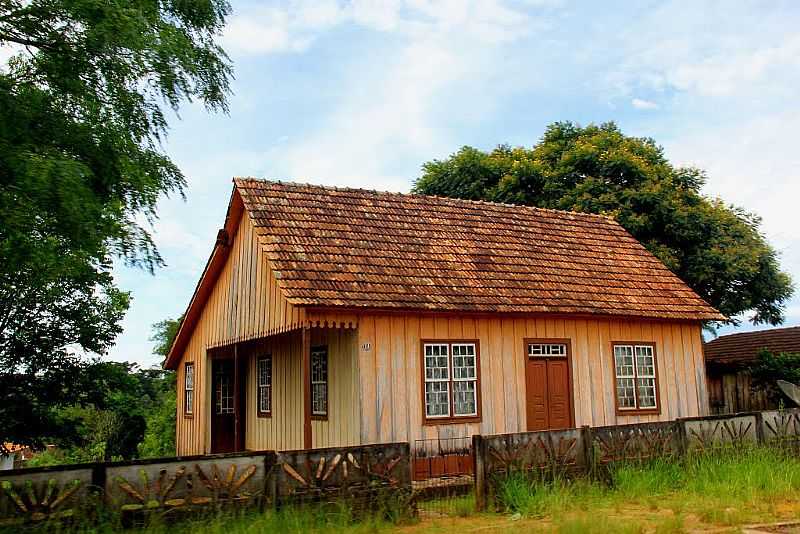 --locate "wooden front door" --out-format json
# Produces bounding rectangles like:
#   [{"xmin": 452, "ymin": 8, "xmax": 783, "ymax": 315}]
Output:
[
  {"xmin": 211, "ymin": 359, "xmax": 236, "ymax": 453},
  {"xmin": 525, "ymin": 340, "xmax": 573, "ymax": 431}
]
